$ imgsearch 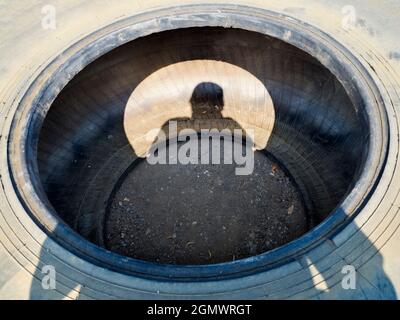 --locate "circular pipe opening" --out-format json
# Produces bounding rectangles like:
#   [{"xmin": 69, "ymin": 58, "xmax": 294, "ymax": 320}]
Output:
[
  {"xmin": 8, "ymin": 6, "xmax": 387, "ymax": 280},
  {"xmin": 37, "ymin": 27, "xmax": 367, "ymax": 265}
]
